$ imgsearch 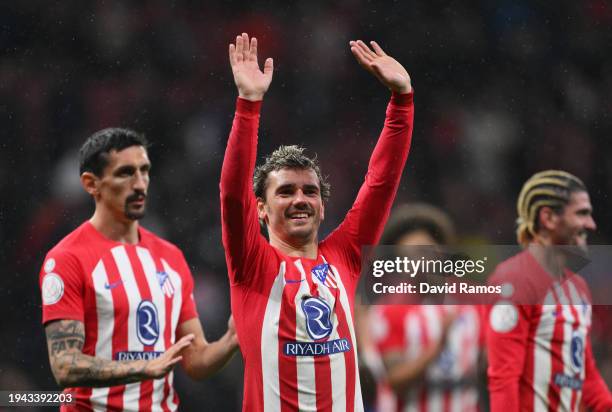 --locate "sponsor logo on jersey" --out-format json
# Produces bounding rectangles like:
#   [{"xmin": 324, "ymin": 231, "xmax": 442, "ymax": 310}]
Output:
[
  {"xmin": 283, "ymin": 338, "xmax": 351, "ymax": 356},
  {"xmin": 554, "ymin": 373, "xmax": 583, "ymax": 390},
  {"xmin": 489, "ymin": 302, "xmax": 519, "ymax": 333},
  {"xmin": 104, "ymin": 279, "xmax": 124, "ymax": 290},
  {"xmin": 137, "ymin": 300, "xmax": 160, "ymax": 346},
  {"xmin": 115, "ymin": 351, "xmax": 164, "ymax": 361},
  {"xmin": 156, "ymin": 270, "xmax": 175, "ymax": 297},
  {"xmin": 311, "ymin": 263, "xmax": 337, "ymax": 289},
  {"xmin": 42, "ymin": 273, "xmax": 64, "ymax": 305},
  {"xmin": 301, "ymin": 297, "xmax": 333, "ymax": 340},
  {"xmin": 570, "ymin": 331, "xmax": 584, "ymax": 372}
]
